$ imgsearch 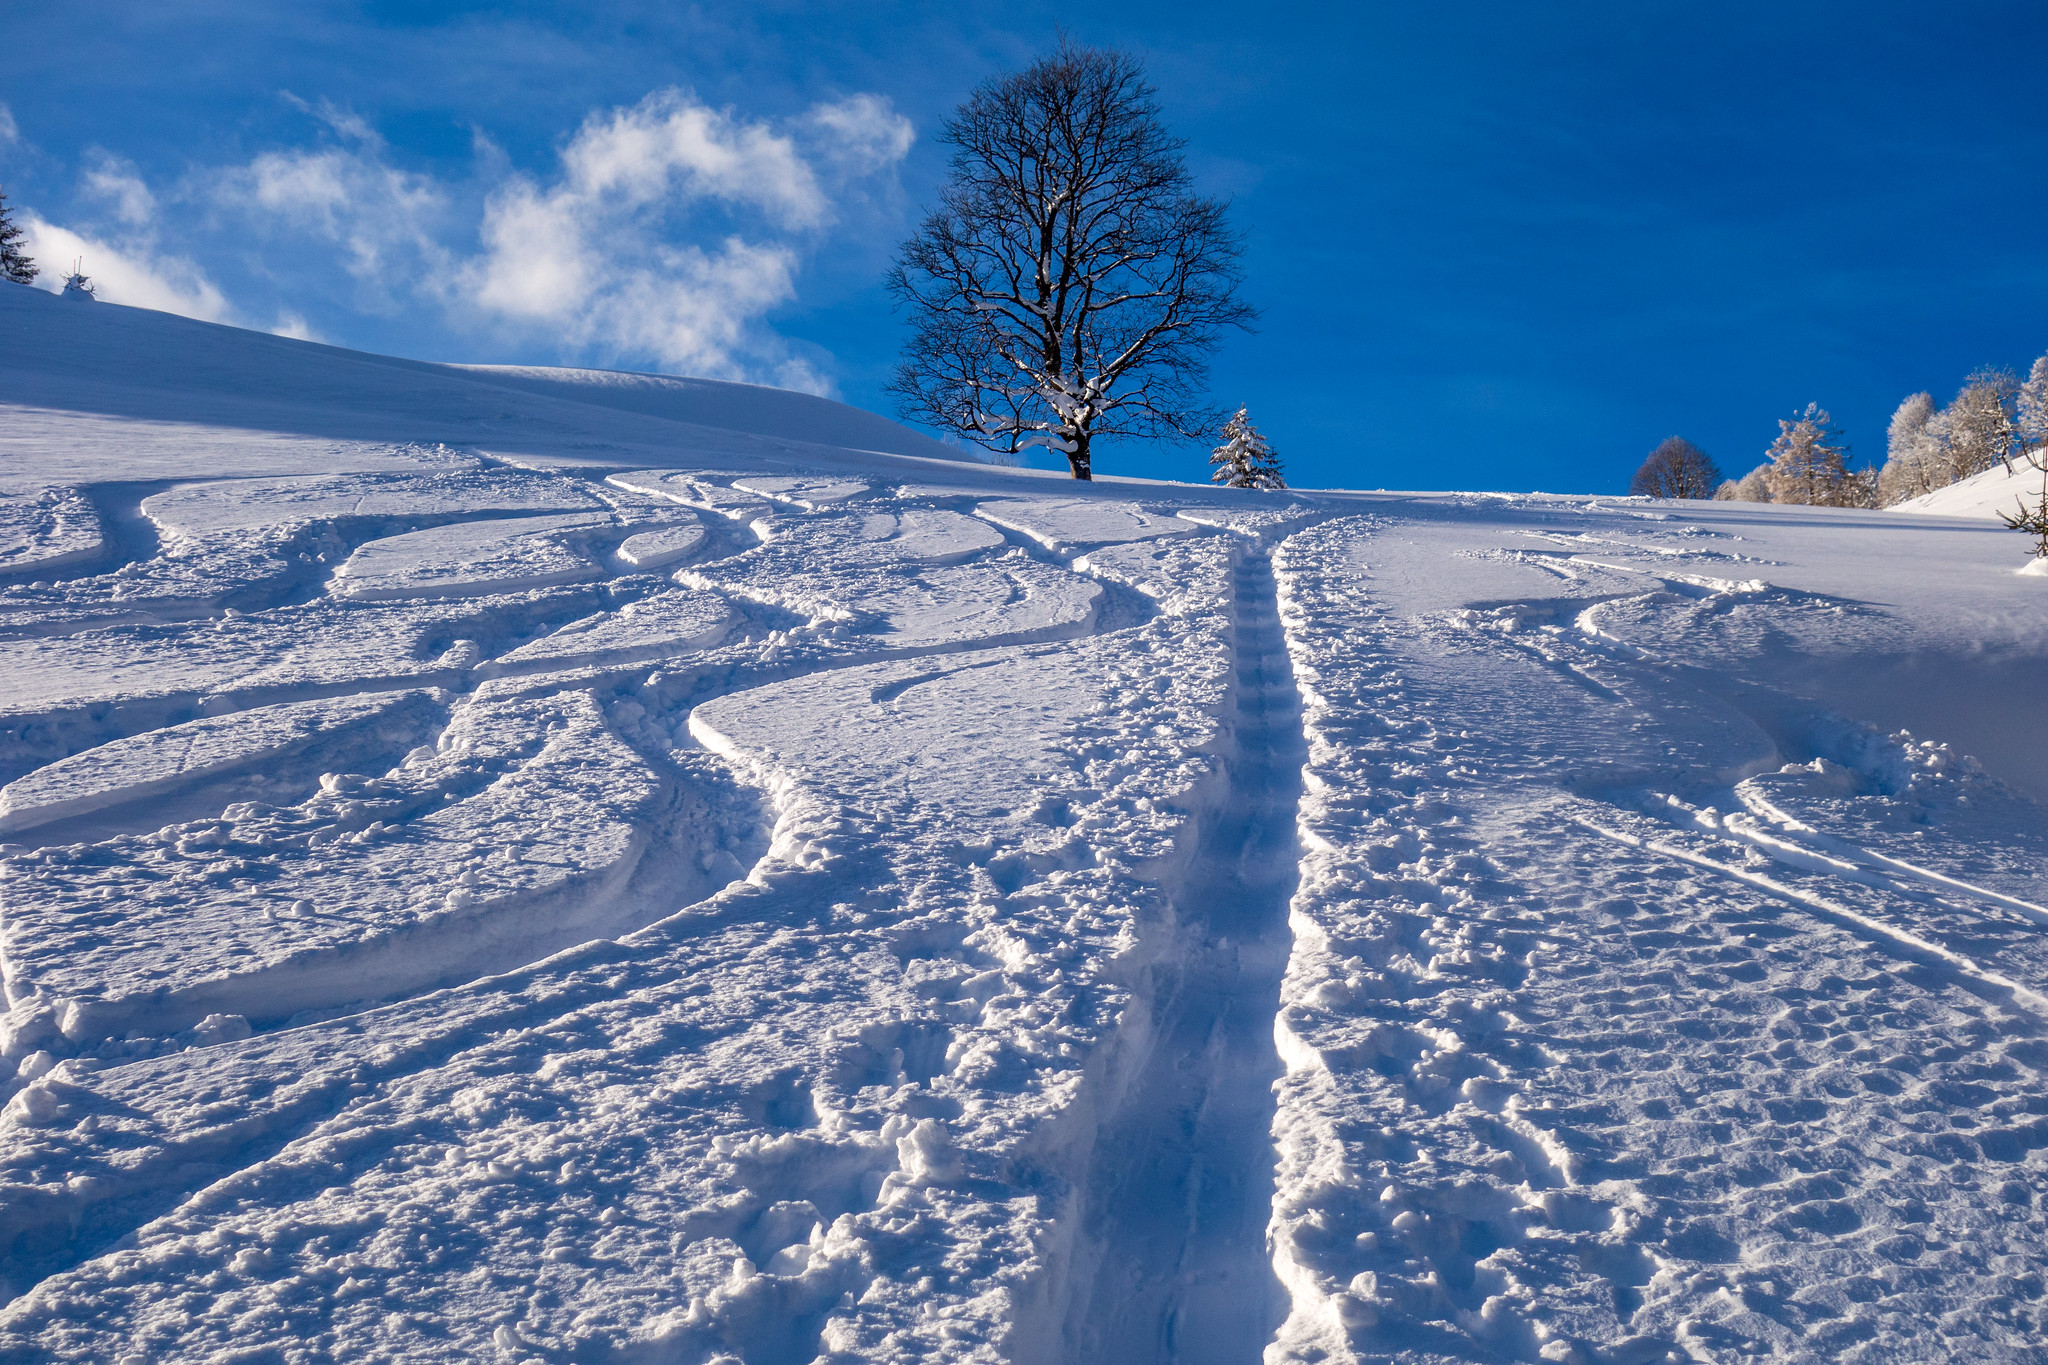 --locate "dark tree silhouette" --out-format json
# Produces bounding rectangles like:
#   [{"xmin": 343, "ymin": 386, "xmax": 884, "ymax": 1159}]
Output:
[
  {"xmin": 1629, "ymin": 436, "xmax": 1721, "ymax": 499},
  {"xmin": 886, "ymin": 42, "xmax": 1255, "ymax": 479},
  {"xmin": 0, "ymin": 187, "xmax": 37, "ymax": 285}
]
